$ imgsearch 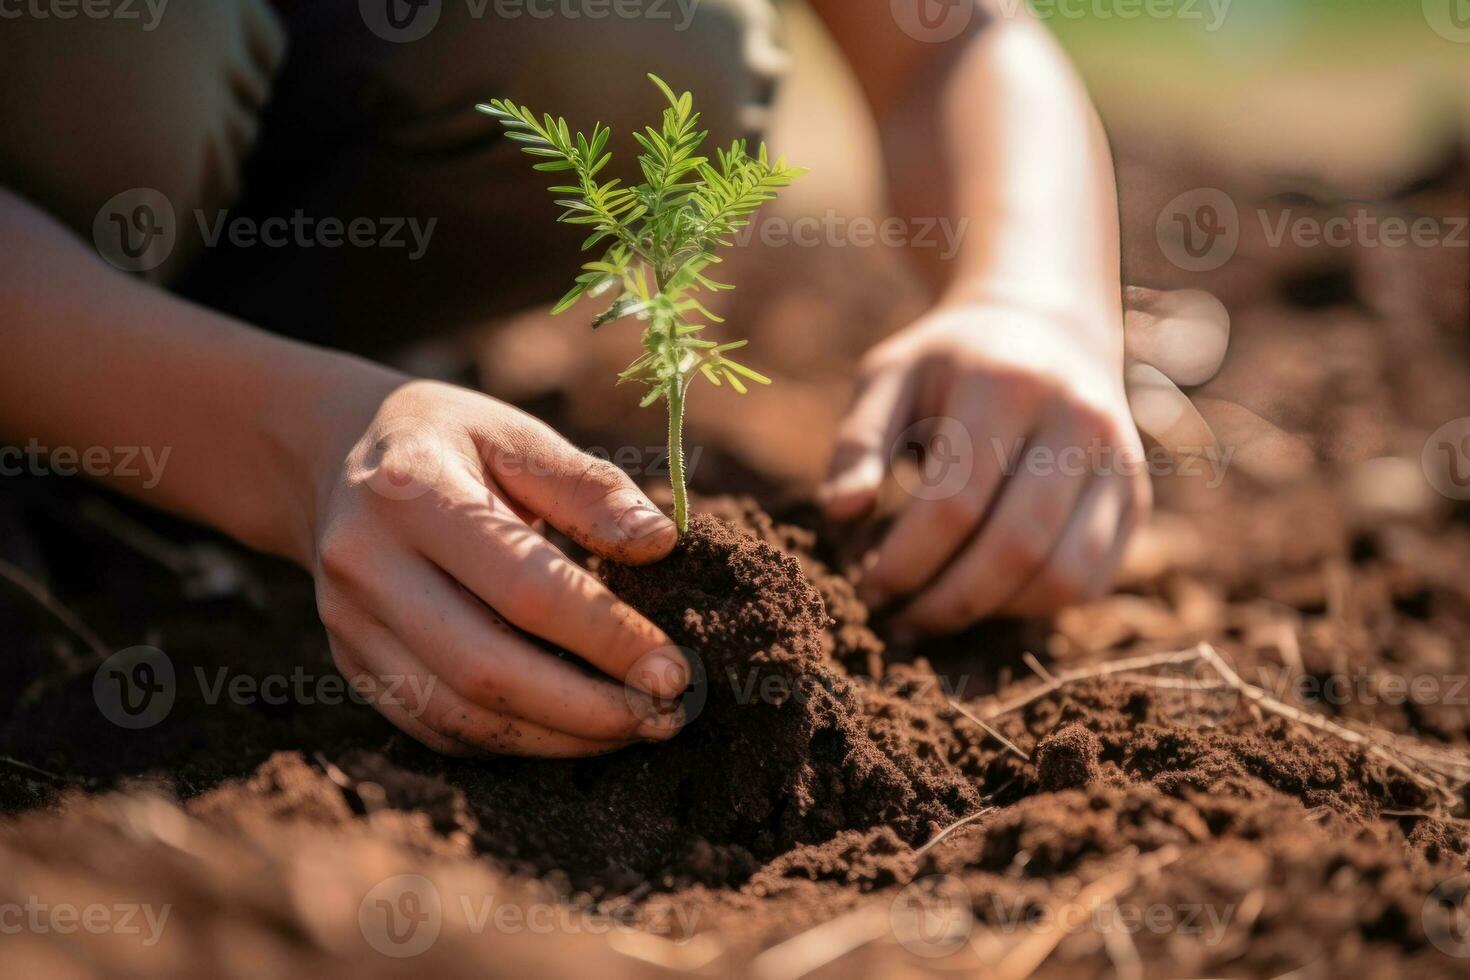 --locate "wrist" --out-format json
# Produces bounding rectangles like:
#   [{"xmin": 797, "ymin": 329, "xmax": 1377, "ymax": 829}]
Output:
[
  {"xmin": 251, "ymin": 344, "xmax": 406, "ymax": 567},
  {"xmin": 936, "ymin": 277, "xmax": 1125, "ymax": 363}
]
